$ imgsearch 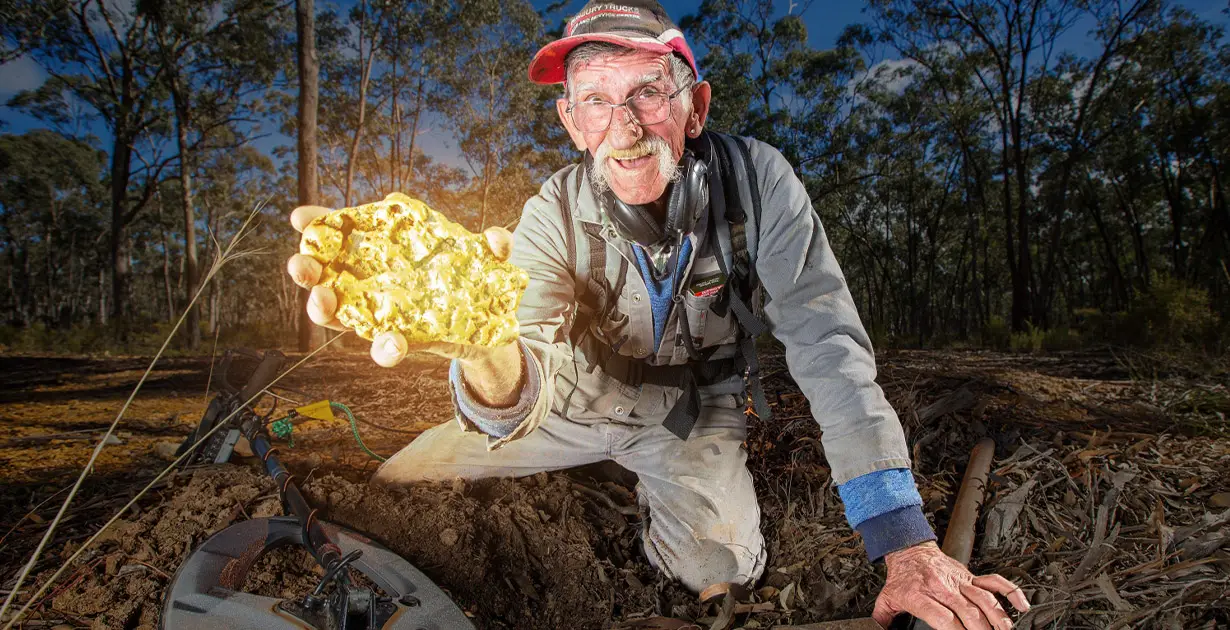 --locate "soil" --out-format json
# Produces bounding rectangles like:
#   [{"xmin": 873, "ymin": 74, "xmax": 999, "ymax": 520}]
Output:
[{"xmin": 1, "ymin": 346, "xmax": 1227, "ymax": 629}]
